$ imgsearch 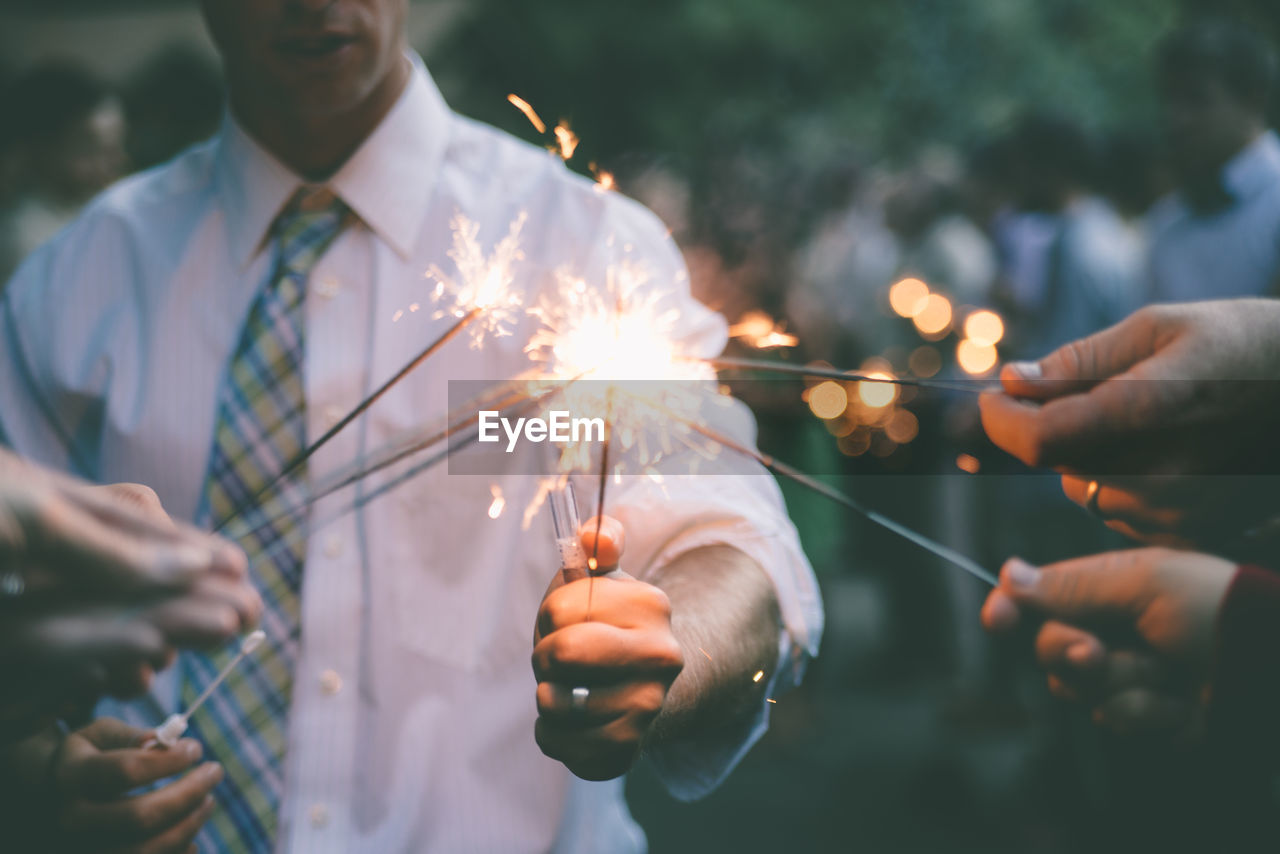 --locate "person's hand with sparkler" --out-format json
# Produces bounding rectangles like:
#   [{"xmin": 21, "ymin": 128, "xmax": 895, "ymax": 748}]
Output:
[
  {"xmin": 979, "ymin": 298, "xmax": 1280, "ymax": 556},
  {"xmin": 532, "ymin": 516, "xmax": 781, "ymax": 781},
  {"xmin": 983, "ymin": 547, "xmax": 1280, "ymax": 765},
  {"xmin": 0, "ymin": 448, "xmax": 261, "ymax": 743},
  {"xmin": 2, "ymin": 717, "xmax": 222, "ymax": 854}
]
